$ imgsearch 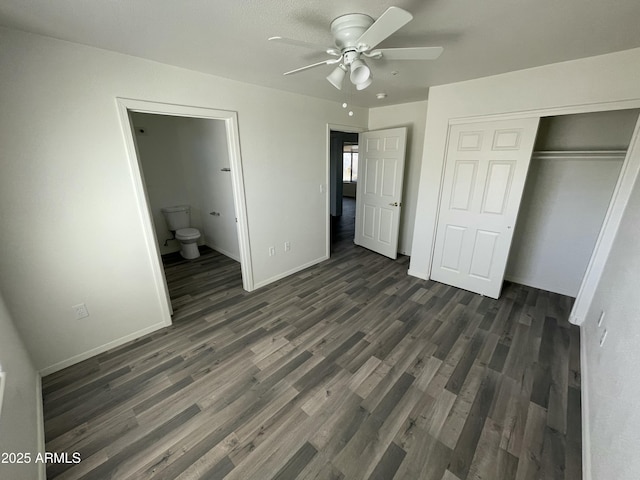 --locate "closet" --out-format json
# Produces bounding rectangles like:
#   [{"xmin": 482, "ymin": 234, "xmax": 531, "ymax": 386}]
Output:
[{"xmin": 506, "ymin": 109, "xmax": 640, "ymax": 297}]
